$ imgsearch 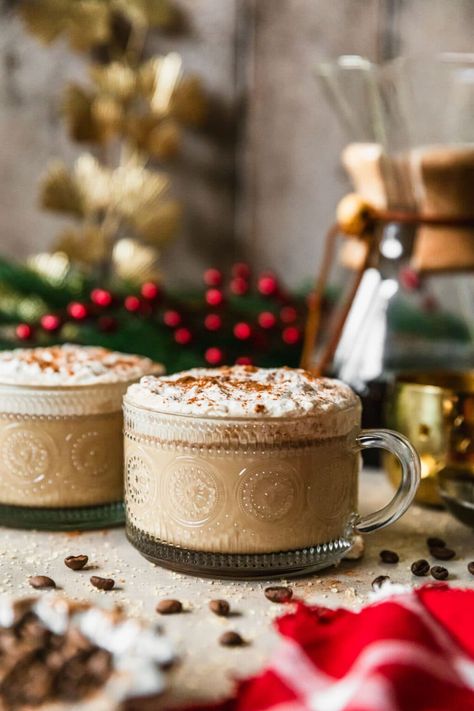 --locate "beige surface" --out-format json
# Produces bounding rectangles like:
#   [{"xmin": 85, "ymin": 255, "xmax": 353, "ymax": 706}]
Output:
[{"xmin": 0, "ymin": 470, "xmax": 473, "ymax": 707}]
